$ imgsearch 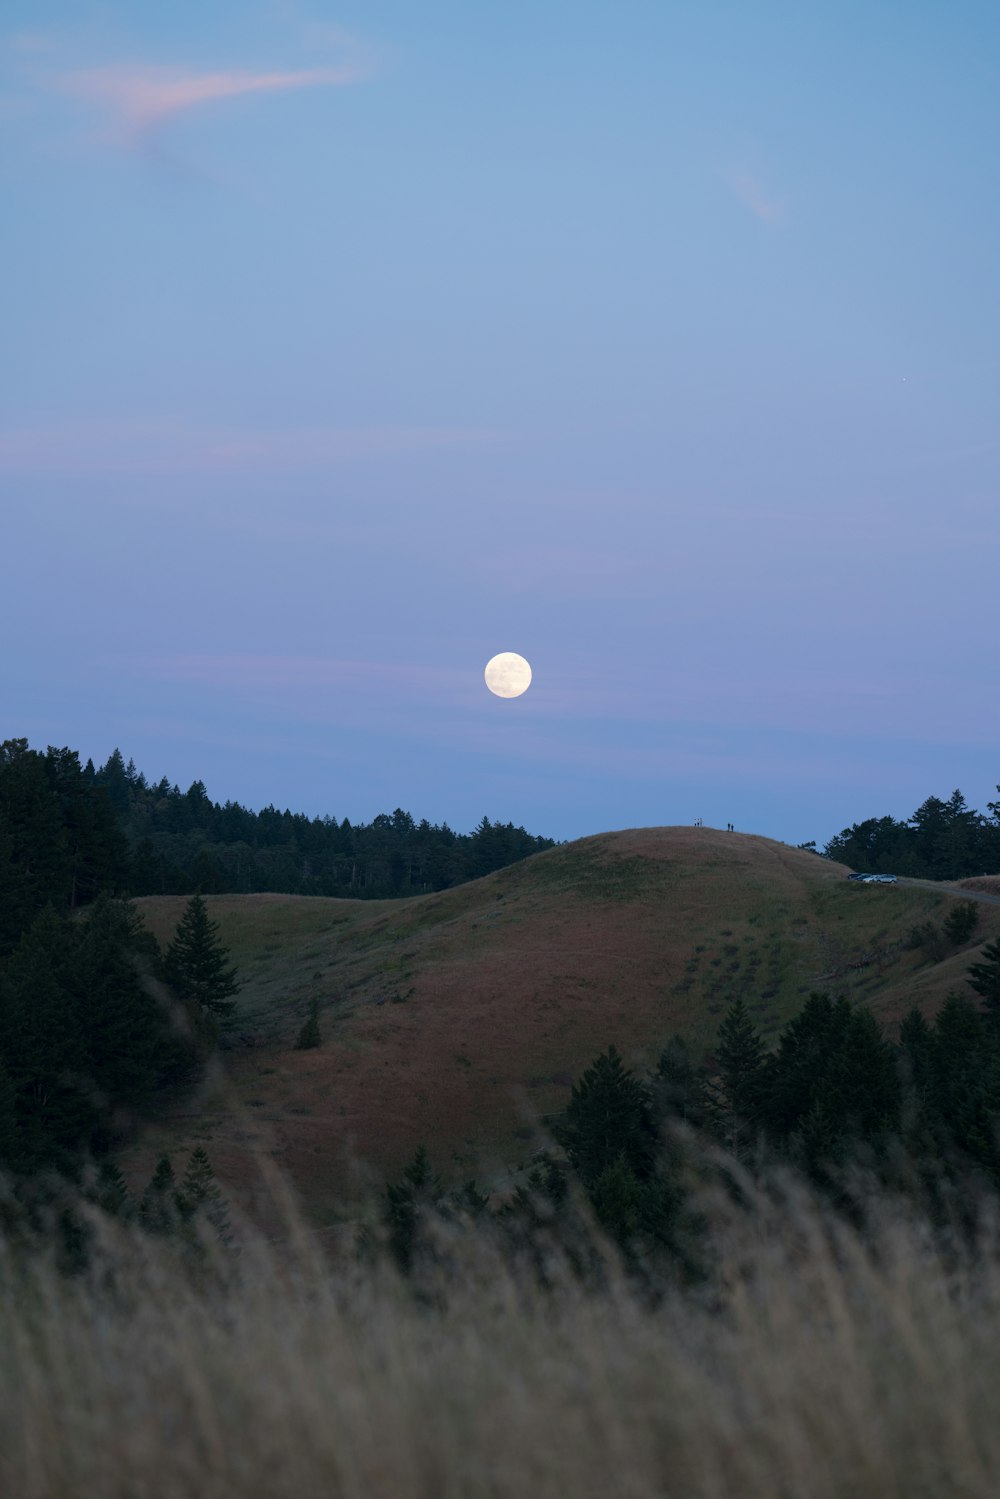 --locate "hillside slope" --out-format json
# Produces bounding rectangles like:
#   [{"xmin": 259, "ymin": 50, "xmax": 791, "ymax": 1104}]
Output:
[{"xmin": 127, "ymin": 827, "xmax": 1000, "ymax": 1220}]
